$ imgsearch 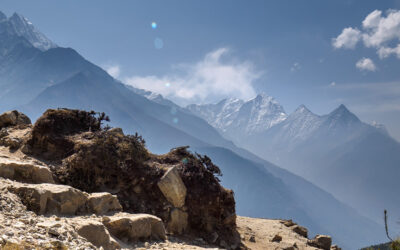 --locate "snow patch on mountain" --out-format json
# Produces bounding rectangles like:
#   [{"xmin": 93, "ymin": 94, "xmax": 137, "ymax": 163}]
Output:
[
  {"xmin": 277, "ymin": 104, "xmax": 323, "ymax": 142},
  {"xmin": 187, "ymin": 93, "xmax": 287, "ymax": 136}
]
